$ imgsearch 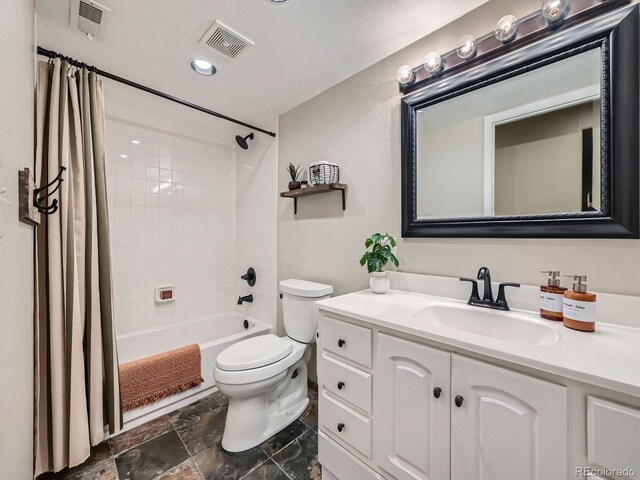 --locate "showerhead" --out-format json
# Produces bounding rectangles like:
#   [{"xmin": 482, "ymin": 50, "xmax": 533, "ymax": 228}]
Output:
[{"xmin": 235, "ymin": 132, "xmax": 254, "ymax": 150}]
